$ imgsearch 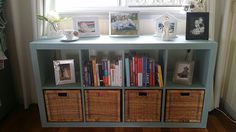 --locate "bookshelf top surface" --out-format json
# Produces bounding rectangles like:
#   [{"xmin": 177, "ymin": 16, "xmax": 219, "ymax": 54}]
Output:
[{"xmin": 30, "ymin": 35, "xmax": 217, "ymax": 49}]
